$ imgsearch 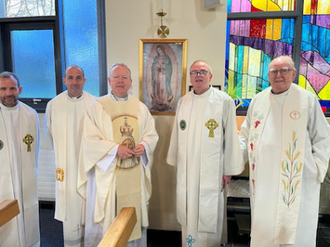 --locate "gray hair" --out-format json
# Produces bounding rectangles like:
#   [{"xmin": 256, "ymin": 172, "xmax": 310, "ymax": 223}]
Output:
[
  {"xmin": 269, "ymin": 56, "xmax": 296, "ymax": 71},
  {"xmin": 109, "ymin": 62, "xmax": 131, "ymax": 79},
  {"xmin": 190, "ymin": 60, "xmax": 213, "ymax": 73},
  {"xmin": 0, "ymin": 71, "xmax": 20, "ymax": 87}
]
